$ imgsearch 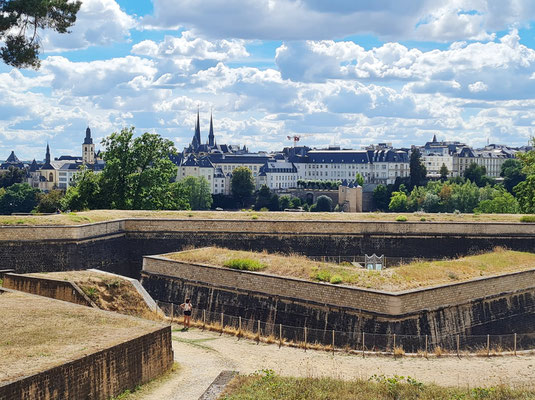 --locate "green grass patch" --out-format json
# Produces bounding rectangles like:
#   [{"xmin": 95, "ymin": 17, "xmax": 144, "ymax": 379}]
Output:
[
  {"xmin": 221, "ymin": 371, "xmax": 535, "ymax": 400},
  {"xmin": 395, "ymin": 215, "xmax": 408, "ymax": 222},
  {"xmin": 520, "ymin": 215, "xmax": 535, "ymax": 223},
  {"xmin": 329, "ymin": 275, "xmax": 343, "ymax": 284},
  {"xmin": 223, "ymin": 258, "xmax": 266, "ymax": 271}
]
